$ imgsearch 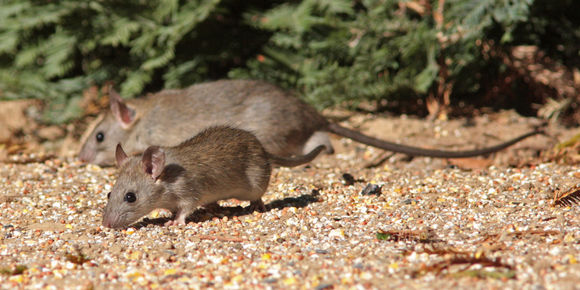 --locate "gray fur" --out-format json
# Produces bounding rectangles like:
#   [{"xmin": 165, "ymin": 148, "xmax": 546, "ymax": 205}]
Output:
[
  {"xmin": 81, "ymin": 80, "xmax": 328, "ymax": 166},
  {"xmin": 80, "ymin": 79, "xmax": 542, "ymax": 166}
]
